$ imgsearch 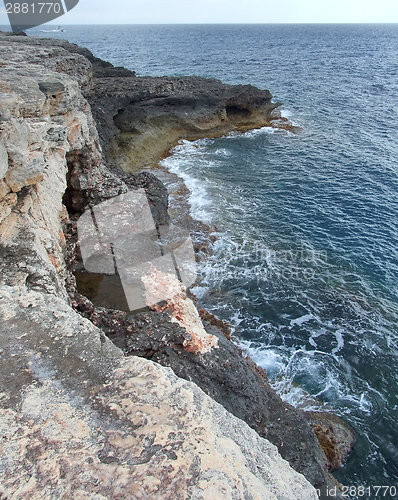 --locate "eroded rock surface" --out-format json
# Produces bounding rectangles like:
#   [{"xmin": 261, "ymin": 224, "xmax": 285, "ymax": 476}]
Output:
[
  {"xmin": 0, "ymin": 287, "xmax": 320, "ymax": 500},
  {"xmin": 305, "ymin": 412, "xmax": 356, "ymax": 471}
]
